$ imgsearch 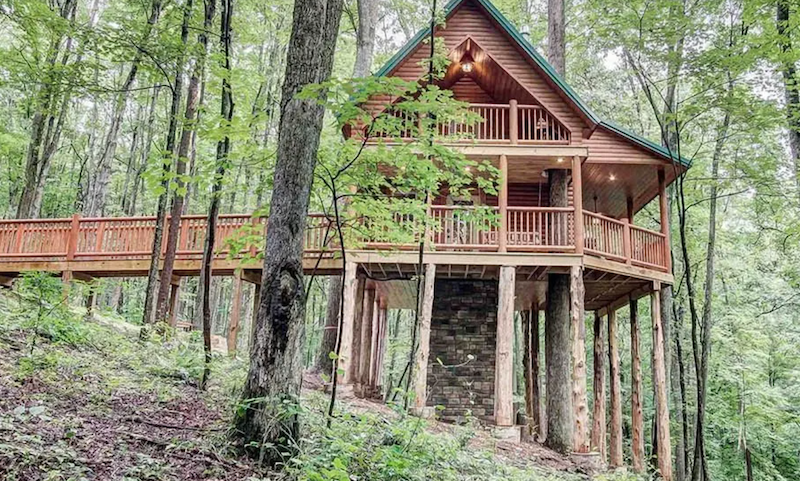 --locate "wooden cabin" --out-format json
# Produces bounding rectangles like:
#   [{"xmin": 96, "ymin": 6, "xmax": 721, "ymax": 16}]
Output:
[{"xmin": 0, "ymin": 0, "xmax": 684, "ymax": 465}]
